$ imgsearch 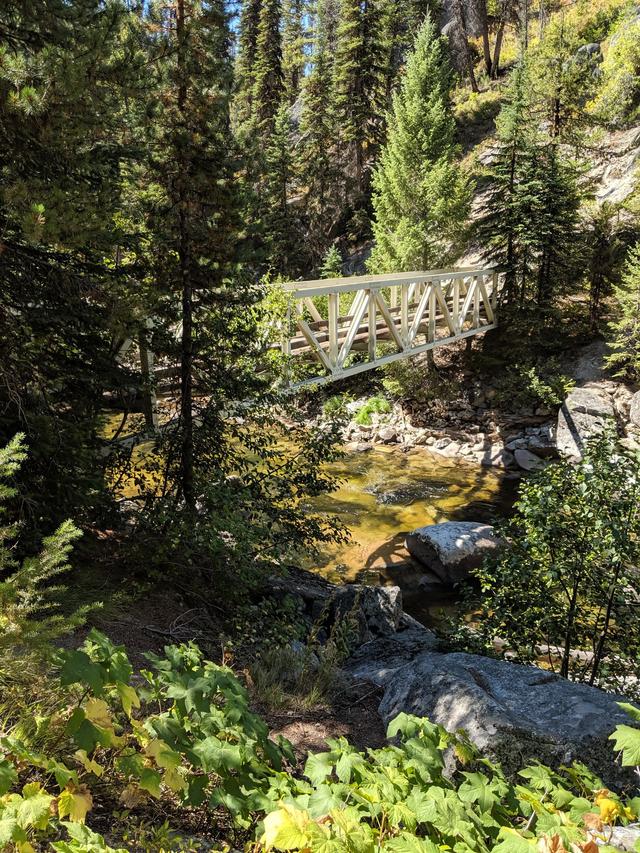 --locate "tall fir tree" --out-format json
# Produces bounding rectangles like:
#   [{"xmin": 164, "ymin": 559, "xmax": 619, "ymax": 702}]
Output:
[
  {"xmin": 368, "ymin": 13, "xmax": 470, "ymax": 273},
  {"xmin": 478, "ymin": 60, "xmax": 539, "ymax": 302},
  {"xmin": 333, "ymin": 0, "xmax": 367, "ymax": 199},
  {"xmin": 233, "ymin": 0, "xmax": 262, "ymax": 127},
  {"xmin": 606, "ymin": 242, "xmax": 640, "ymax": 381},
  {"xmin": 0, "ymin": 0, "xmax": 138, "ymax": 537},
  {"xmin": 263, "ymin": 102, "xmax": 301, "ymax": 274},
  {"xmin": 298, "ymin": 0, "xmax": 341, "ymax": 262},
  {"xmin": 479, "ymin": 60, "xmax": 581, "ymax": 307},
  {"xmin": 282, "ymin": 0, "xmax": 307, "ymax": 104},
  {"xmin": 143, "ymin": 0, "xmax": 249, "ymax": 509},
  {"xmin": 253, "ymin": 0, "xmax": 285, "ymax": 136}
]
